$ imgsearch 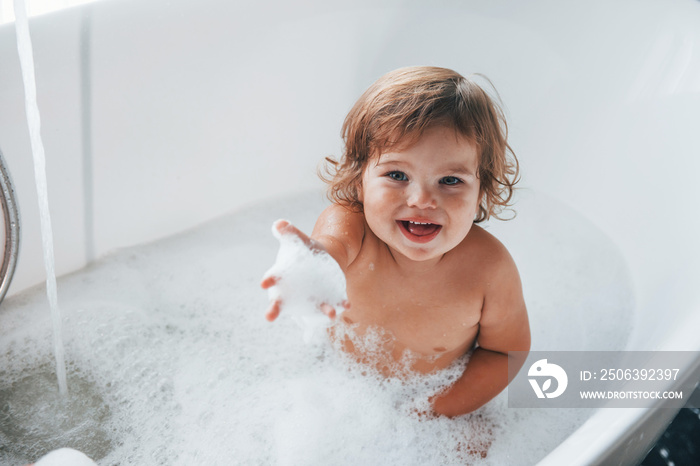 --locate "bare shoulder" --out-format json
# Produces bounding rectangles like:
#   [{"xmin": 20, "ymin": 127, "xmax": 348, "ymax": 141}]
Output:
[
  {"xmin": 464, "ymin": 225, "xmax": 518, "ymax": 277},
  {"xmin": 312, "ymin": 203, "xmax": 365, "ymax": 239},
  {"xmin": 466, "ymin": 225, "xmax": 530, "ymax": 353},
  {"xmin": 311, "ymin": 204, "xmax": 365, "ymax": 270}
]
